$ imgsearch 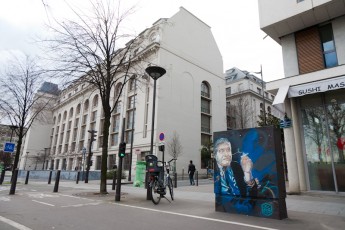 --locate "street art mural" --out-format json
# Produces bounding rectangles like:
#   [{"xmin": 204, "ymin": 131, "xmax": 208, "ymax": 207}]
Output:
[{"xmin": 213, "ymin": 127, "xmax": 287, "ymax": 219}]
